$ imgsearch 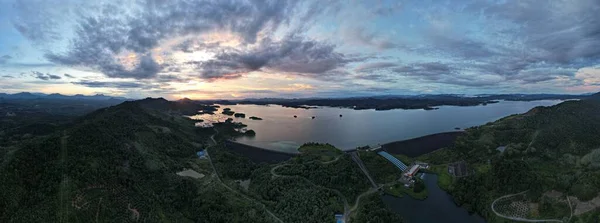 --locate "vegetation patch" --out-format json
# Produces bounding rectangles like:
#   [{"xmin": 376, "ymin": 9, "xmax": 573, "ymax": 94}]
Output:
[
  {"xmin": 296, "ymin": 143, "xmax": 342, "ymax": 162},
  {"xmin": 0, "ymin": 100, "xmax": 274, "ymax": 222},
  {"xmin": 423, "ymin": 164, "xmax": 453, "ymax": 191},
  {"xmin": 221, "ymin": 108, "xmax": 235, "ymax": 116},
  {"xmin": 384, "ymin": 180, "xmax": 428, "ymax": 200},
  {"xmin": 351, "ymin": 193, "xmax": 403, "ymax": 223},
  {"xmin": 416, "ymin": 98, "xmax": 600, "ymax": 220}
]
